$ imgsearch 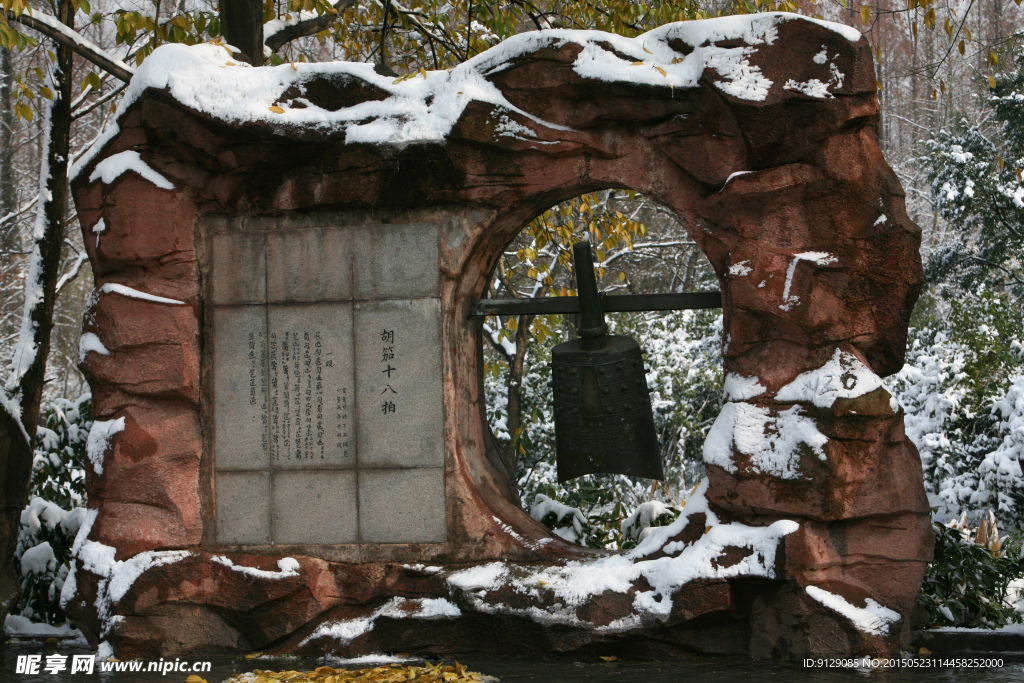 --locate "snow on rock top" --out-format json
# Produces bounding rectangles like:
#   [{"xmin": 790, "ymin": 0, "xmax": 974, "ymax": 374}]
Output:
[
  {"xmin": 300, "ymin": 597, "xmax": 462, "ymax": 648},
  {"xmin": 210, "ymin": 555, "xmax": 301, "ymax": 580},
  {"xmin": 805, "ymin": 585, "xmax": 900, "ymax": 636},
  {"xmin": 776, "ymin": 348, "xmax": 886, "ymax": 408},
  {"xmin": 71, "ymin": 13, "xmax": 861, "ymax": 181},
  {"xmin": 446, "ymin": 479, "xmax": 798, "ymax": 623}
]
